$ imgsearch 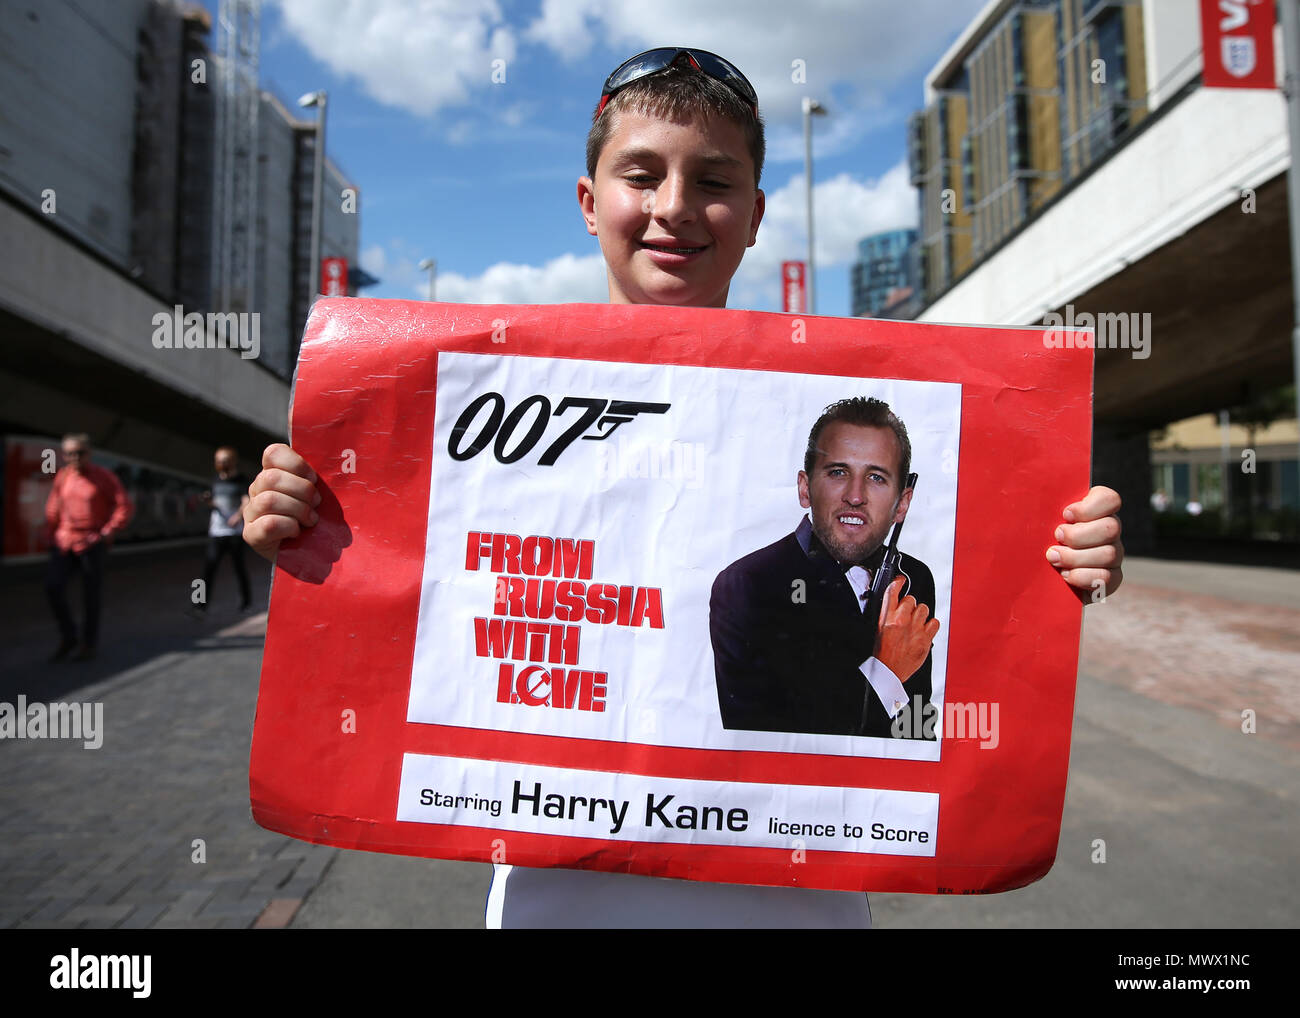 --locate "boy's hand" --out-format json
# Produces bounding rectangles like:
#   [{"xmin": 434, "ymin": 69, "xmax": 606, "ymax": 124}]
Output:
[
  {"xmin": 243, "ymin": 444, "xmax": 320, "ymax": 561},
  {"xmin": 1047, "ymin": 485, "xmax": 1124, "ymax": 603}
]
